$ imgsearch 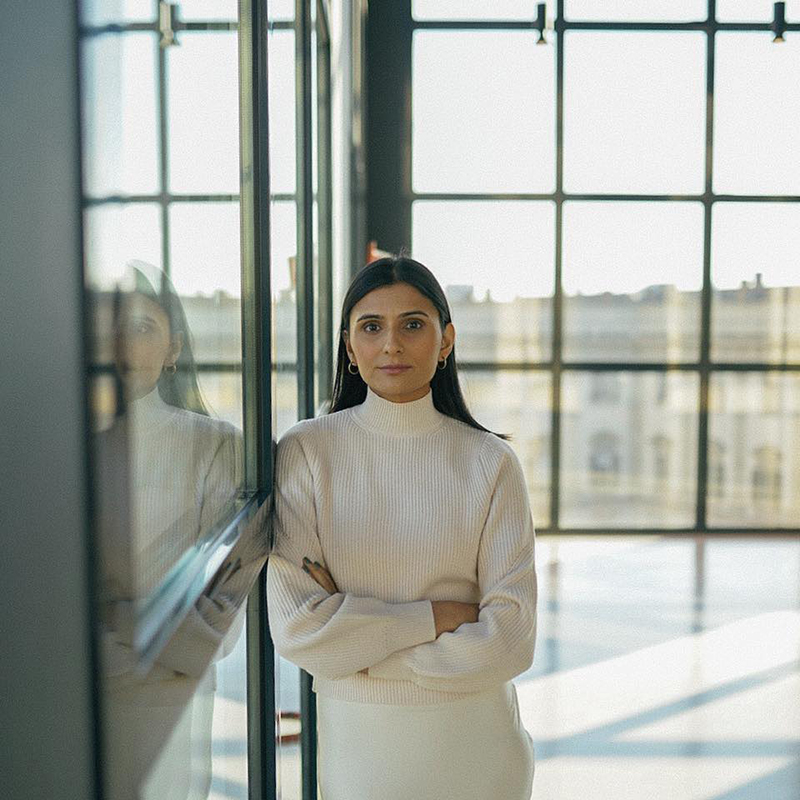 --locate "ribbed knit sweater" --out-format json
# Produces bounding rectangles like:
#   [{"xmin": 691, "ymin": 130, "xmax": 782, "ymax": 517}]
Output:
[{"xmin": 267, "ymin": 386, "xmax": 537, "ymax": 705}]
